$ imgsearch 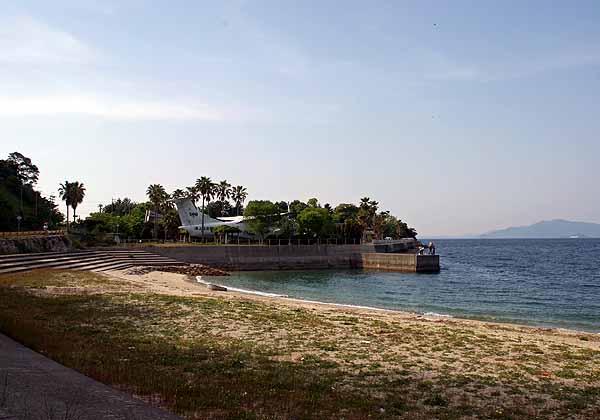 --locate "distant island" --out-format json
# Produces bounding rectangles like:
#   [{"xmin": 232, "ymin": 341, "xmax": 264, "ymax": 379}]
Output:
[{"xmin": 481, "ymin": 219, "xmax": 600, "ymax": 238}]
